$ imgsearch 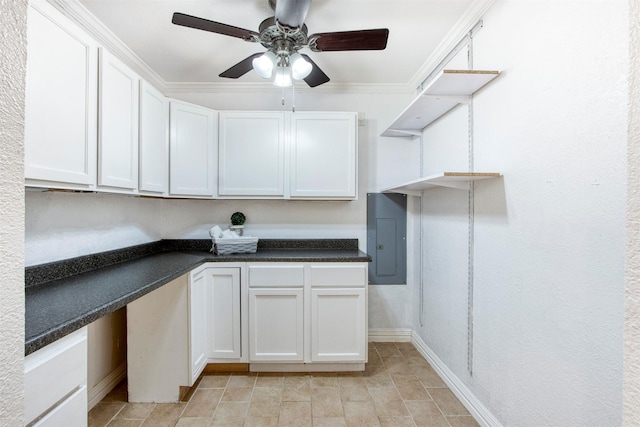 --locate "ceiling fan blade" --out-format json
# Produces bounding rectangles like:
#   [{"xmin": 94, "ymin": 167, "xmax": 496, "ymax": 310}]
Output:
[
  {"xmin": 172, "ymin": 12, "xmax": 259, "ymax": 42},
  {"xmin": 301, "ymin": 54, "xmax": 330, "ymax": 87},
  {"xmin": 275, "ymin": 0, "xmax": 311, "ymax": 29},
  {"xmin": 219, "ymin": 53, "xmax": 264, "ymax": 79},
  {"xmin": 309, "ymin": 28, "xmax": 389, "ymax": 52}
]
